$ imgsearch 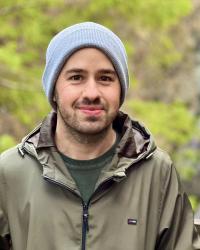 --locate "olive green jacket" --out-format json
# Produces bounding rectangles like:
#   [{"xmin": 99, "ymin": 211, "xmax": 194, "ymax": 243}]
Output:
[{"xmin": 0, "ymin": 111, "xmax": 200, "ymax": 250}]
